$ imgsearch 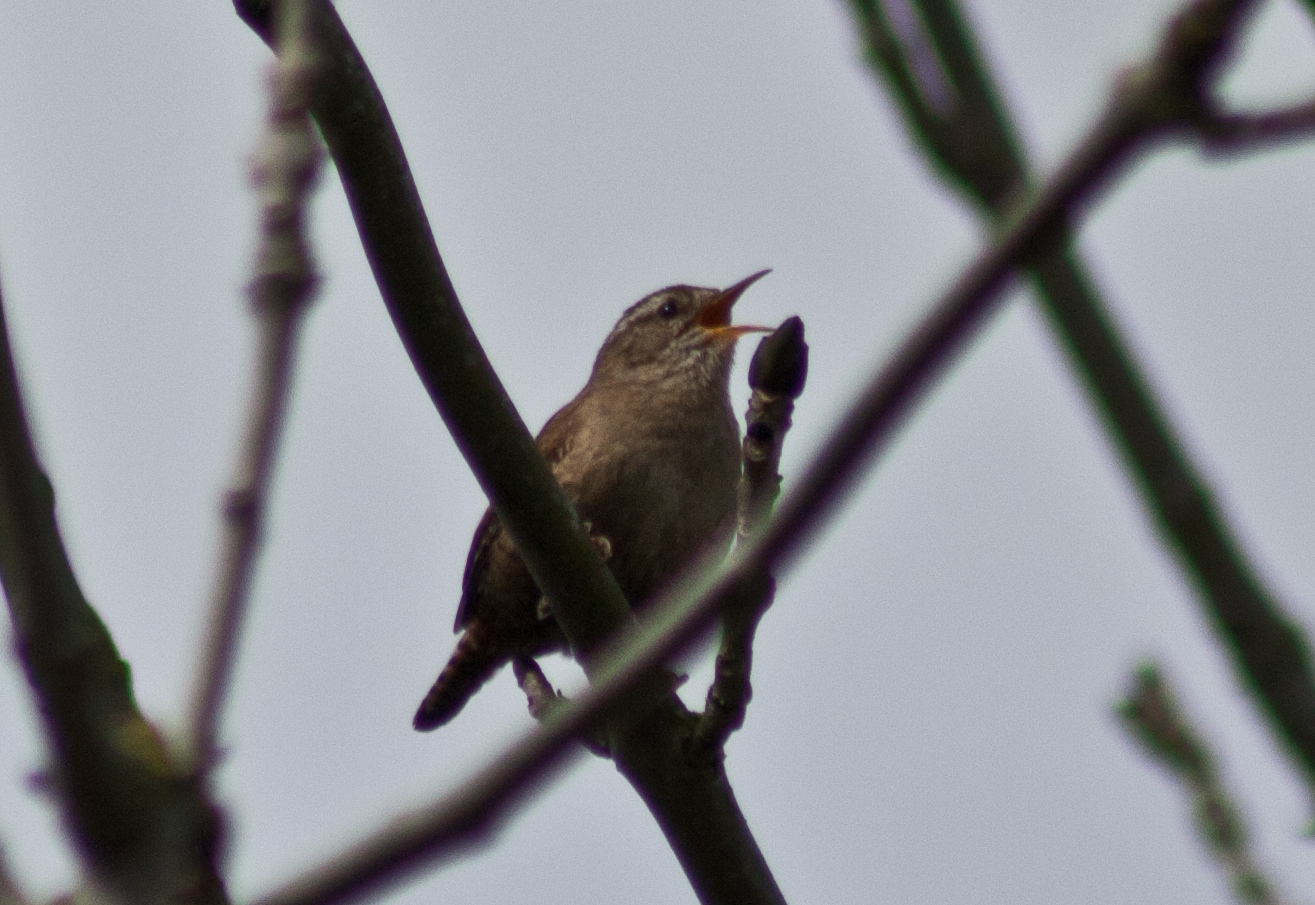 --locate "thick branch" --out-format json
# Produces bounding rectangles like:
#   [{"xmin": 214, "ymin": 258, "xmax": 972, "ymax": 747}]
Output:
[
  {"xmin": 850, "ymin": 0, "xmax": 1315, "ymax": 801},
  {"xmin": 609, "ymin": 685, "xmax": 785, "ymax": 905},
  {"xmin": 249, "ymin": 5, "xmax": 1255, "ymax": 904},
  {"xmin": 1118, "ymin": 663, "xmax": 1290, "ymax": 905},
  {"xmin": 187, "ymin": 0, "xmax": 323, "ymax": 774},
  {"xmin": 0, "ymin": 282, "xmax": 225, "ymax": 901}
]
